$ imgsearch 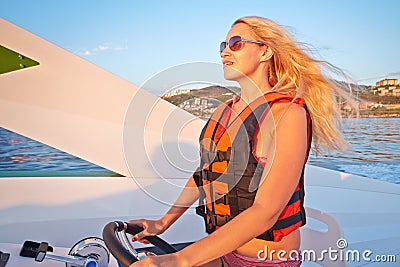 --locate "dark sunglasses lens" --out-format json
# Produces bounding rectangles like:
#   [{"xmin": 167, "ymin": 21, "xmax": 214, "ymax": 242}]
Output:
[
  {"xmin": 220, "ymin": 41, "xmax": 227, "ymax": 53},
  {"xmin": 229, "ymin": 36, "xmax": 243, "ymax": 51}
]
